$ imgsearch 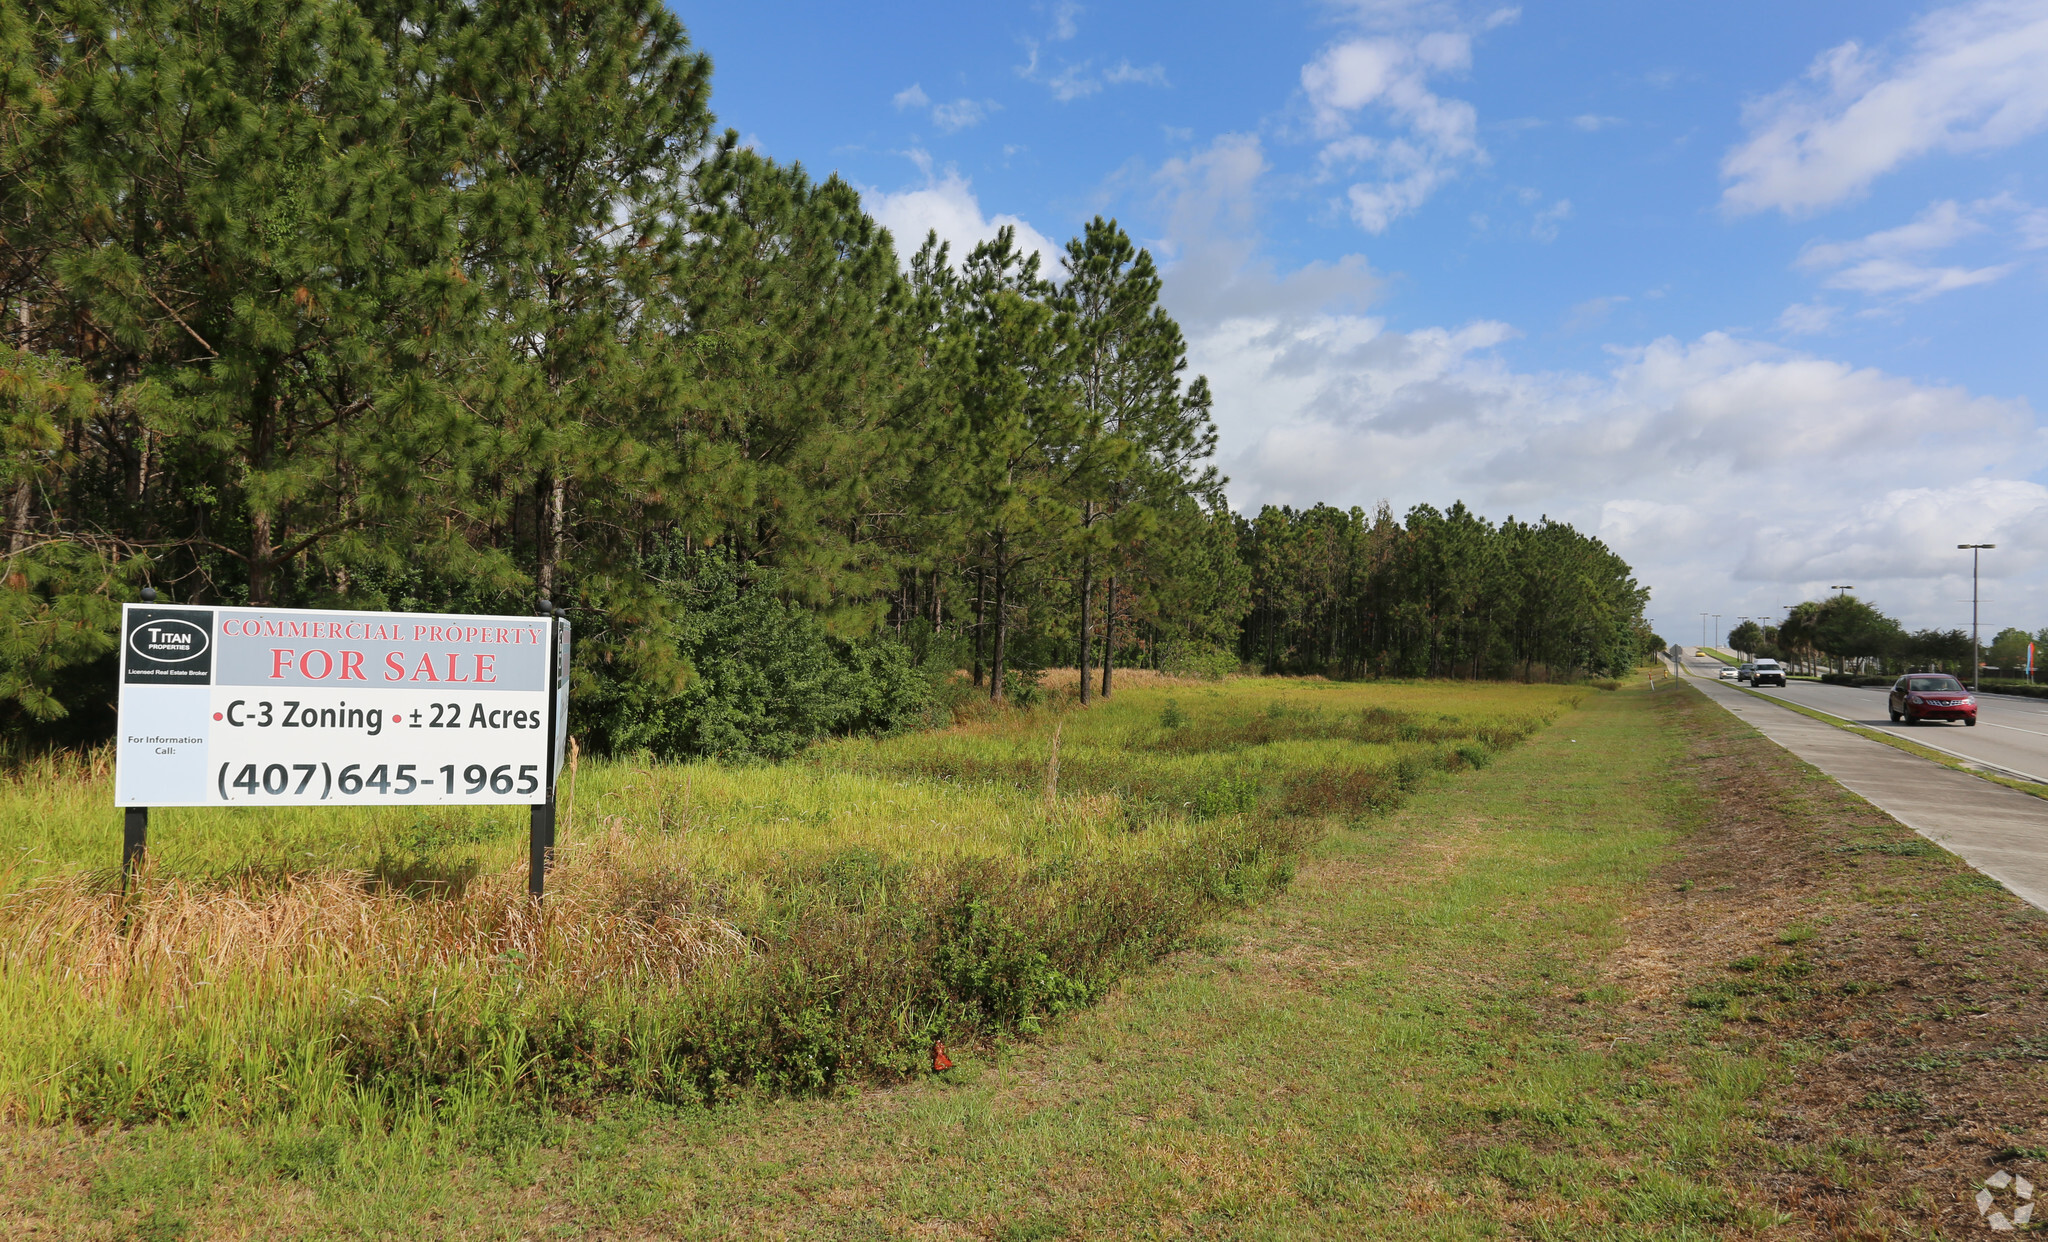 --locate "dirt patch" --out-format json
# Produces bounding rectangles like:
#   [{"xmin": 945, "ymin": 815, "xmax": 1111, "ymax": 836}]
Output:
[{"xmin": 1623, "ymin": 684, "xmax": 2048, "ymax": 1238}]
